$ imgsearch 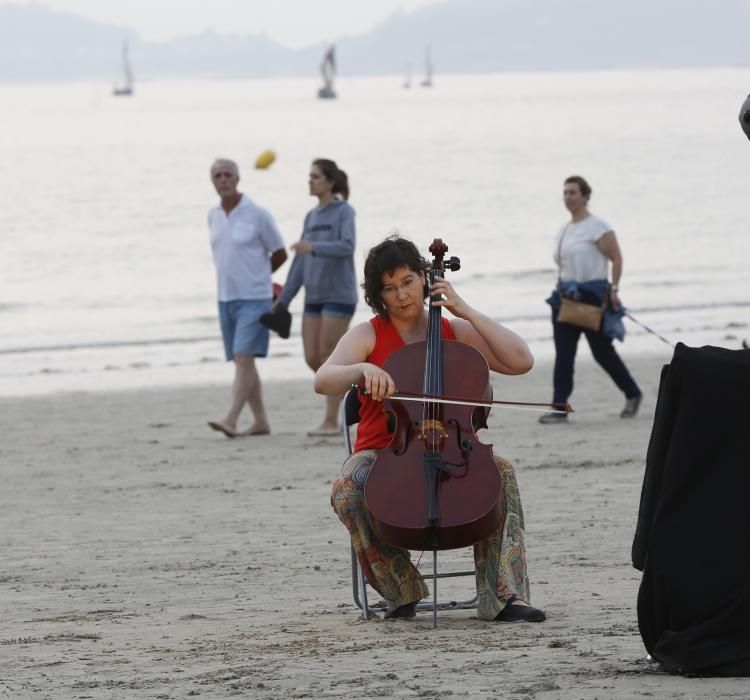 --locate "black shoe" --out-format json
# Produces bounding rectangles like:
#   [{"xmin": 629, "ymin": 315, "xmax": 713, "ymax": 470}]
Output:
[
  {"xmin": 260, "ymin": 307, "xmax": 292, "ymax": 339},
  {"xmin": 384, "ymin": 602, "xmax": 417, "ymax": 620},
  {"xmin": 538, "ymin": 411, "xmax": 568, "ymax": 425},
  {"xmin": 495, "ymin": 595, "xmax": 546, "ymax": 623},
  {"xmin": 620, "ymin": 394, "xmax": 642, "ymax": 418}
]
